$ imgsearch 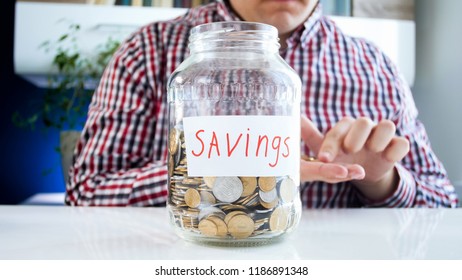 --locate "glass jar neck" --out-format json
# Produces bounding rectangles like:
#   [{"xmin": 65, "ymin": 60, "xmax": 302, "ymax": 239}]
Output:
[{"xmin": 188, "ymin": 22, "xmax": 280, "ymax": 54}]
